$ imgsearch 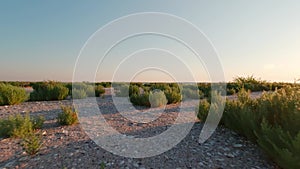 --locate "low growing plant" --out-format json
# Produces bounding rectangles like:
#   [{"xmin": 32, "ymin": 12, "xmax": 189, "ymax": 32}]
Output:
[
  {"xmin": 57, "ymin": 106, "xmax": 78, "ymax": 125},
  {"xmin": 21, "ymin": 132, "xmax": 43, "ymax": 155},
  {"xmin": 31, "ymin": 115, "xmax": 45, "ymax": 129},
  {"xmin": 0, "ymin": 113, "xmax": 45, "ymax": 138},
  {"xmin": 72, "ymin": 88, "xmax": 87, "ymax": 99},
  {"xmin": 0, "ymin": 83, "xmax": 28, "ymax": 106}
]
